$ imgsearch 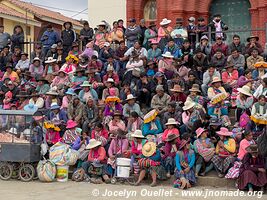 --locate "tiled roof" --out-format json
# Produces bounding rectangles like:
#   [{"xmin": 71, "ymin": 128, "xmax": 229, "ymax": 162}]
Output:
[
  {"xmin": 0, "ymin": 2, "xmax": 37, "ymax": 22},
  {"xmin": 6, "ymin": 0, "xmax": 83, "ymax": 27}
]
